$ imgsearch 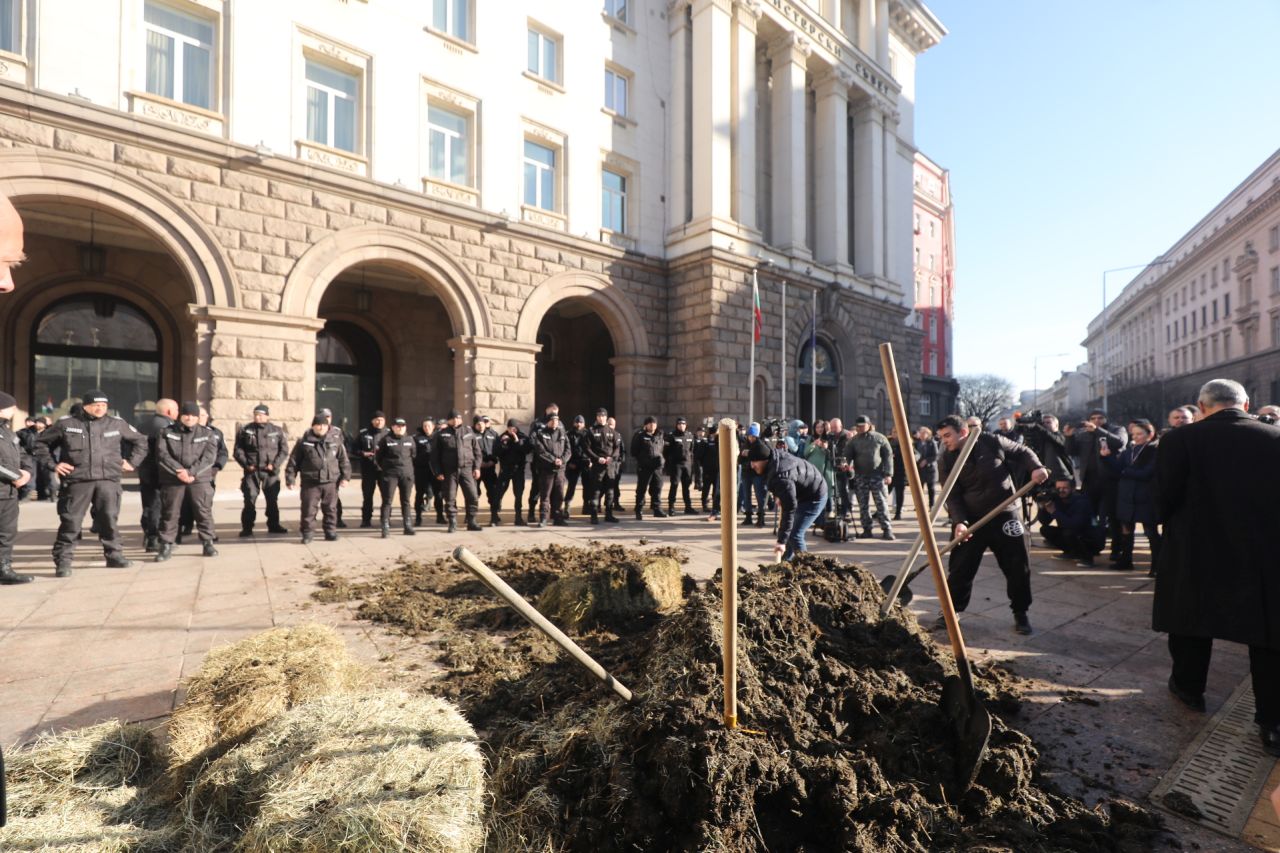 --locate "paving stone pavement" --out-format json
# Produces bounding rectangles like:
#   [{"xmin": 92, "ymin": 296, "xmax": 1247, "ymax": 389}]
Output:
[{"xmin": 0, "ymin": 479, "xmax": 1275, "ymax": 849}]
